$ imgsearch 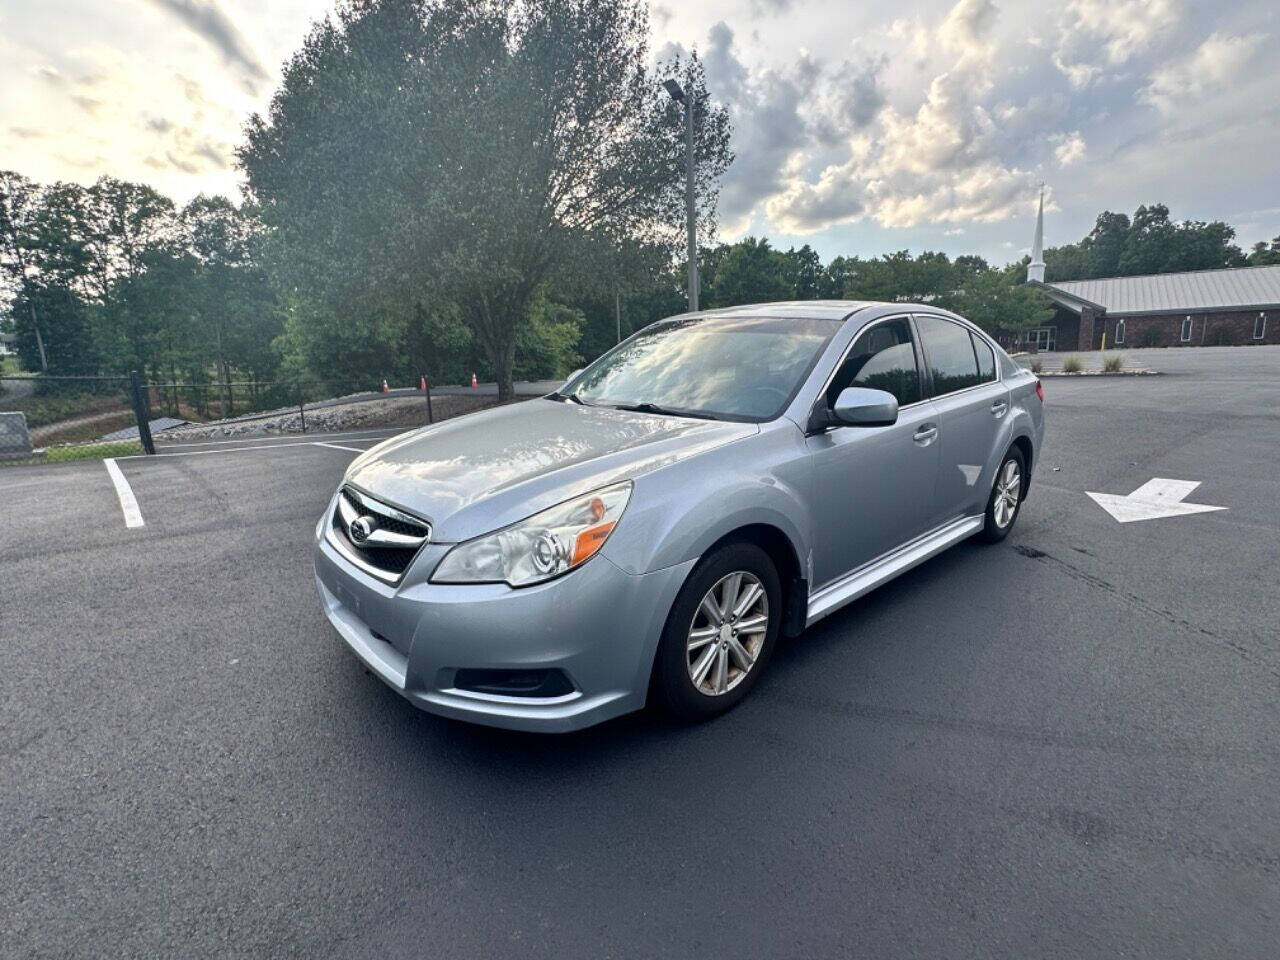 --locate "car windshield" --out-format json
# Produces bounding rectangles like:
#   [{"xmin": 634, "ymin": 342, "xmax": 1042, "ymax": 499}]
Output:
[{"xmin": 564, "ymin": 315, "xmax": 841, "ymax": 422}]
